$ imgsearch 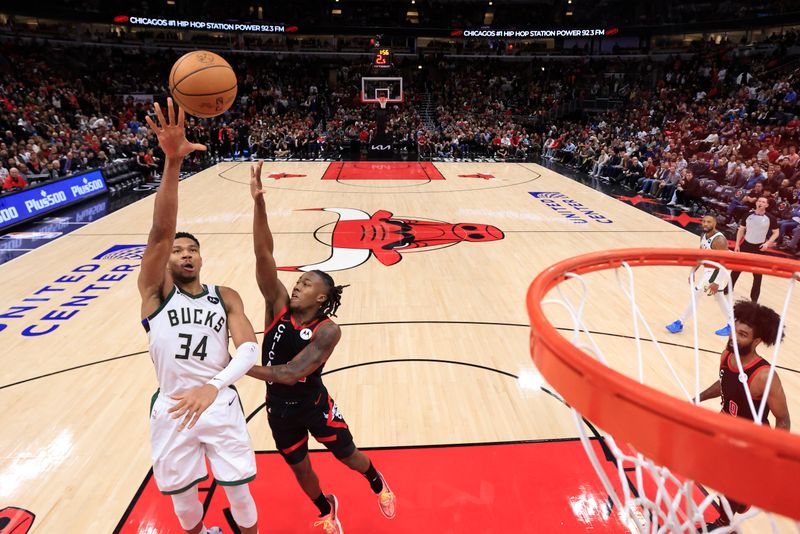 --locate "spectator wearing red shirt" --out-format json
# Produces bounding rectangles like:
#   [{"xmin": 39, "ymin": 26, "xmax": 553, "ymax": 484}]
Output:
[
  {"xmin": 767, "ymin": 144, "xmax": 780, "ymax": 163},
  {"xmin": 3, "ymin": 167, "xmax": 27, "ymax": 190}
]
